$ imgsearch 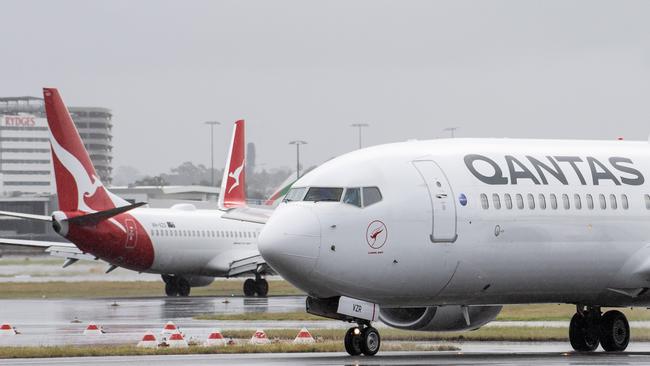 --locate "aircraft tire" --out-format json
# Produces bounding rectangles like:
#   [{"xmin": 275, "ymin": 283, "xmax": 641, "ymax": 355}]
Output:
[
  {"xmin": 360, "ymin": 326, "xmax": 380, "ymax": 356},
  {"xmin": 165, "ymin": 282, "xmax": 178, "ymax": 296},
  {"xmin": 344, "ymin": 327, "xmax": 363, "ymax": 356},
  {"xmin": 255, "ymin": 279, "xmax": 269, "ymax": 297},
  {"xmin": 177, "ymin": 278, "xmax": 191, "ymax": 297},
  {"xmin": 243, "ymin": 279, "xmax": 256, "ymax": 297},
  {"xmin": 569, "ymin": 313, "xmax": 599, "ymax": 352},
  {"xmin": 599, "ymin": 310, "xmax": 629, "ymax": 352}
]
